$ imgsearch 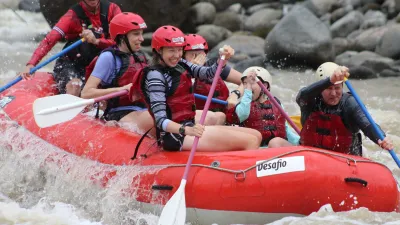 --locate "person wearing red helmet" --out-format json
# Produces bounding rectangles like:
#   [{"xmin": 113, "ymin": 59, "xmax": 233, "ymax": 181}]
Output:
[
  {"xmin": 132, "ymin": 25, "xmax": 261, "ymax": 152},
  {"xmin": 81, "ymin": 12, "xmax": 154, "ymax": 135},
  {"xmin": 183, "ymin": 34, "xmax": 229, "ymax": 125},
  {"xmin": 19, "ymin": 0, "xmax": 121, "ymax": 96}
]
